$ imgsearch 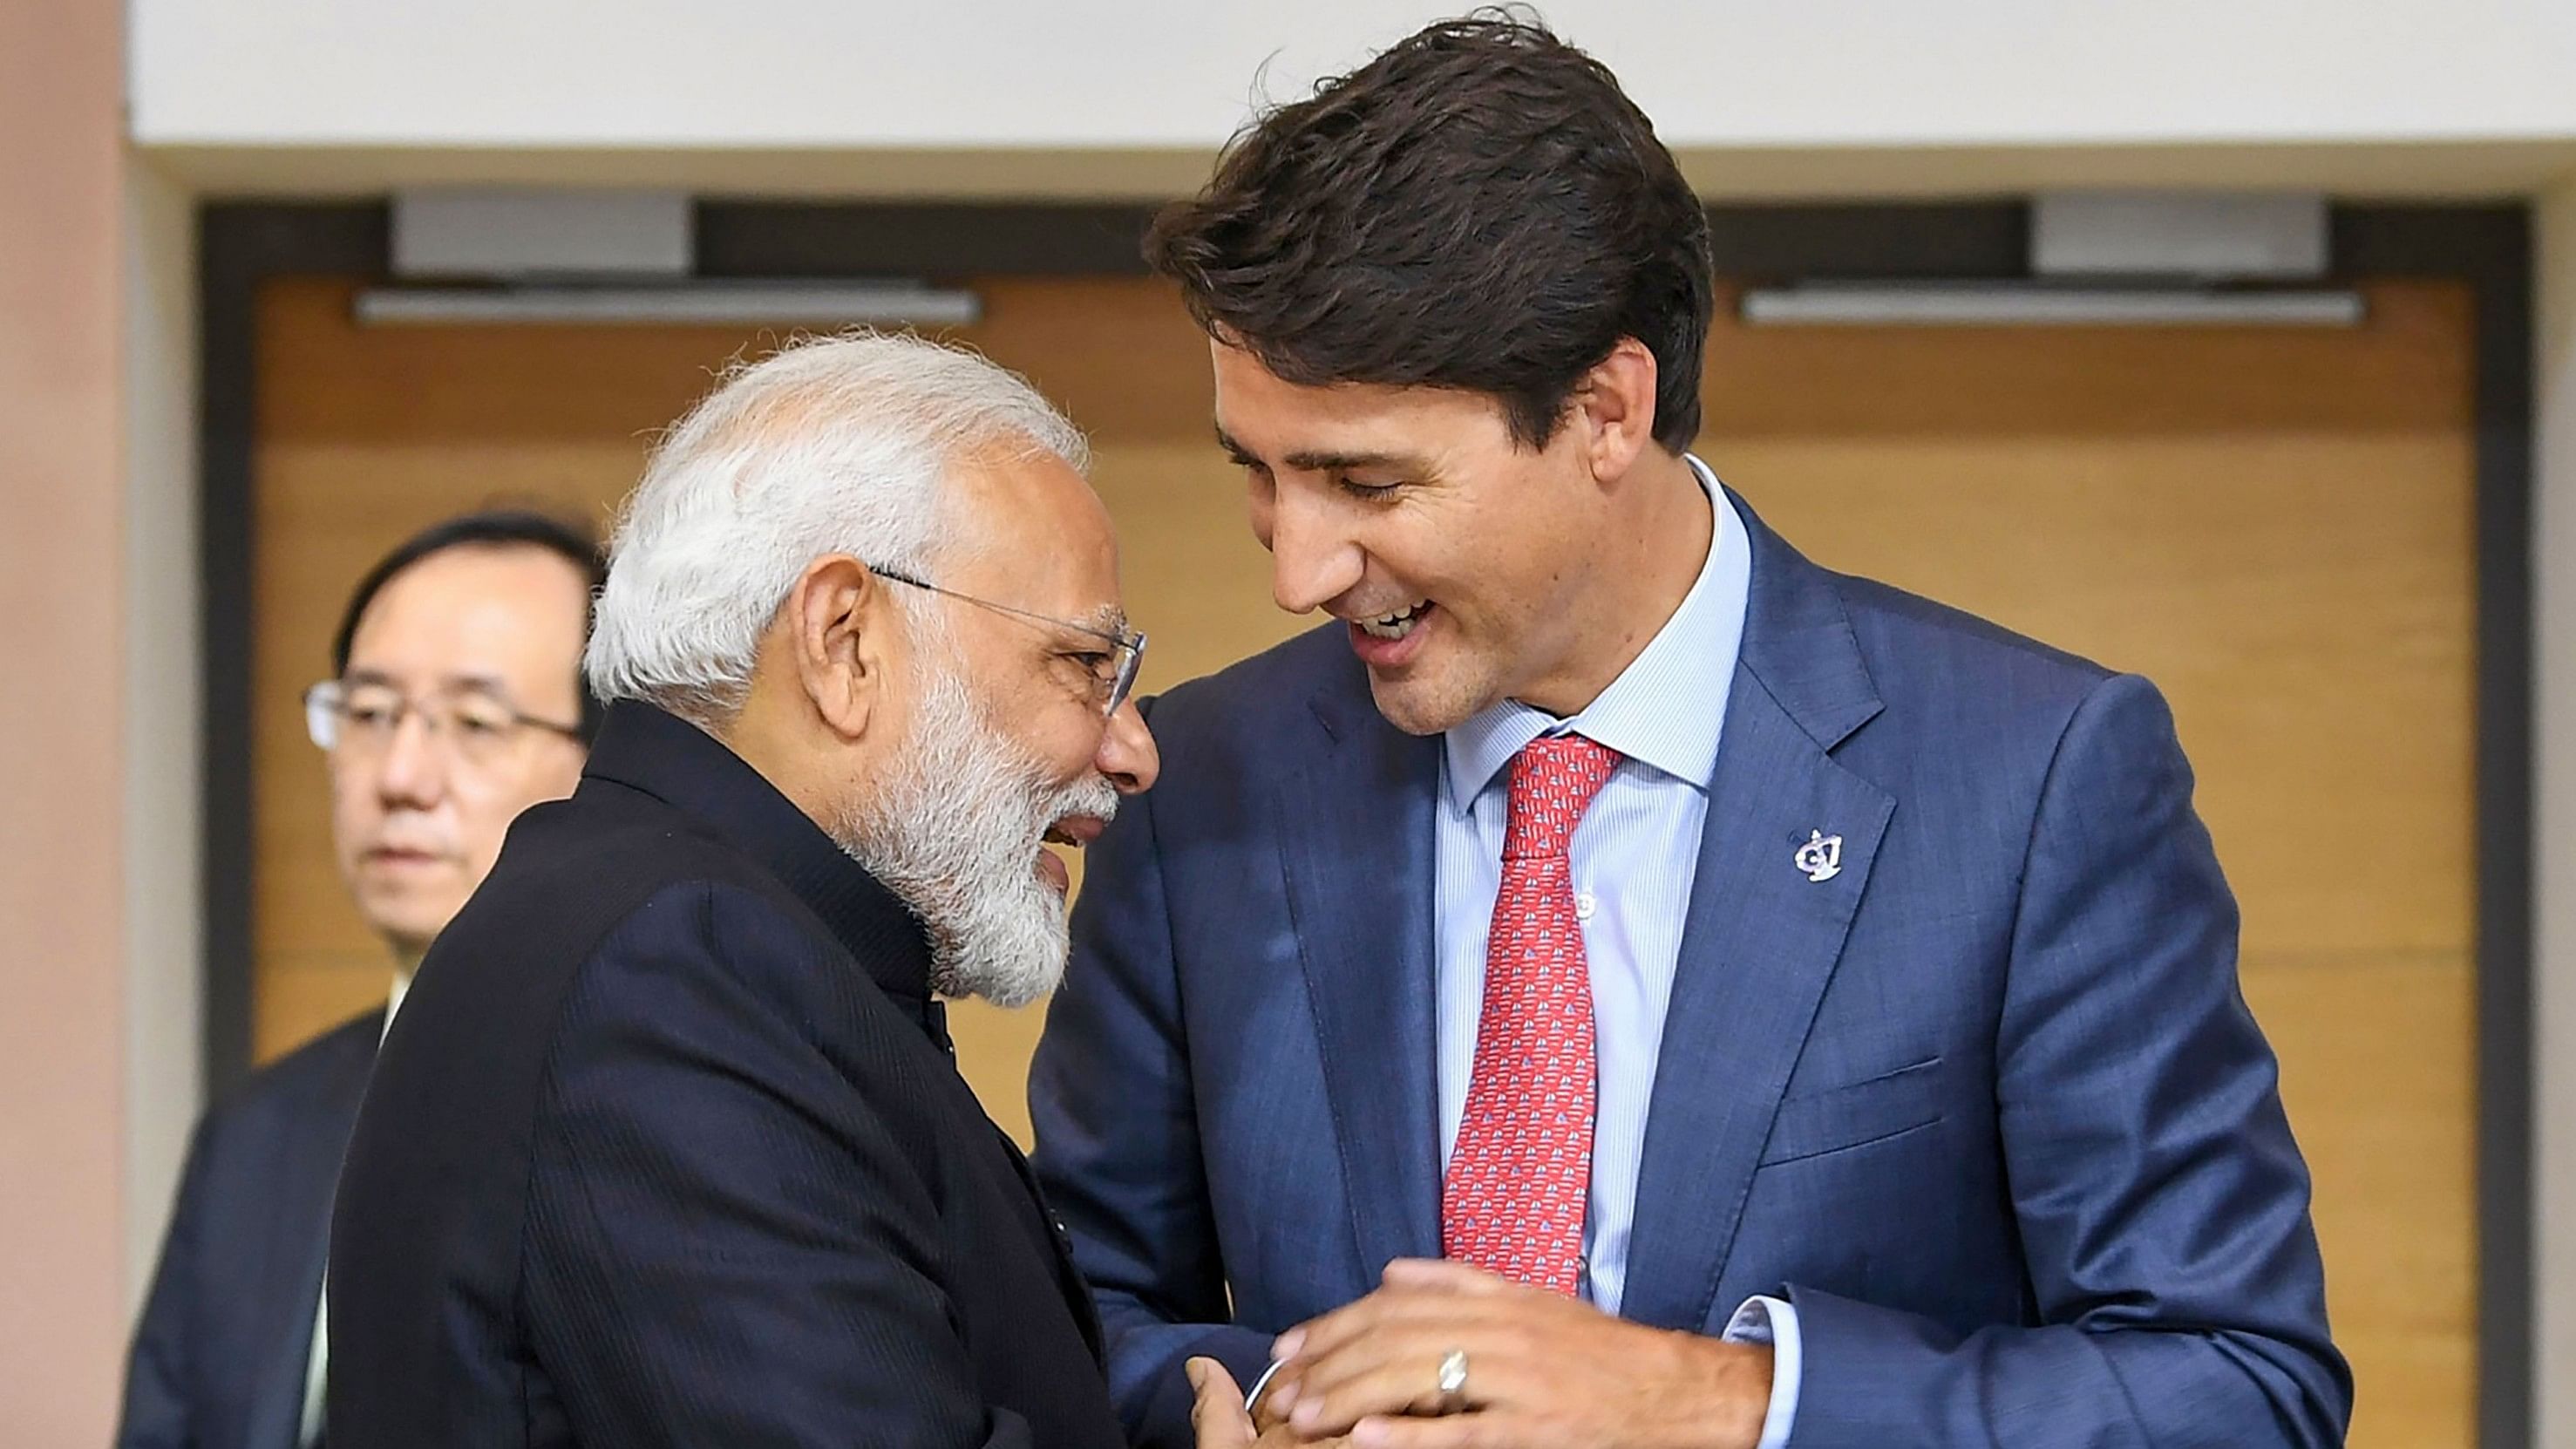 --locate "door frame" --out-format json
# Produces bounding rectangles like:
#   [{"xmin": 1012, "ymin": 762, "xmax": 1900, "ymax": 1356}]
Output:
[{"xmin": 196, "ymin": 199, "xmax": 2537, "ymax": 1445}]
